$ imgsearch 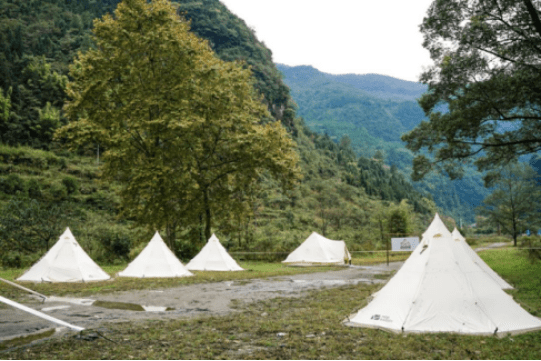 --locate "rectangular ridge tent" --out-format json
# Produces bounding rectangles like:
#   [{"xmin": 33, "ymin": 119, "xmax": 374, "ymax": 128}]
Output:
[{"xmin": 282, "ymin": 232, "xmax": 351, "ymax": 266}]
